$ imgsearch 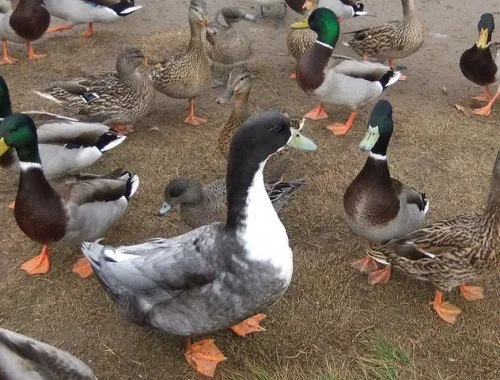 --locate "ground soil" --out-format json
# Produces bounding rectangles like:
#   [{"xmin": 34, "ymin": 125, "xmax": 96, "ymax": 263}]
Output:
[{"xmin": 0, "ymin": 0, "xmax": 499, "ymax": 379}]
